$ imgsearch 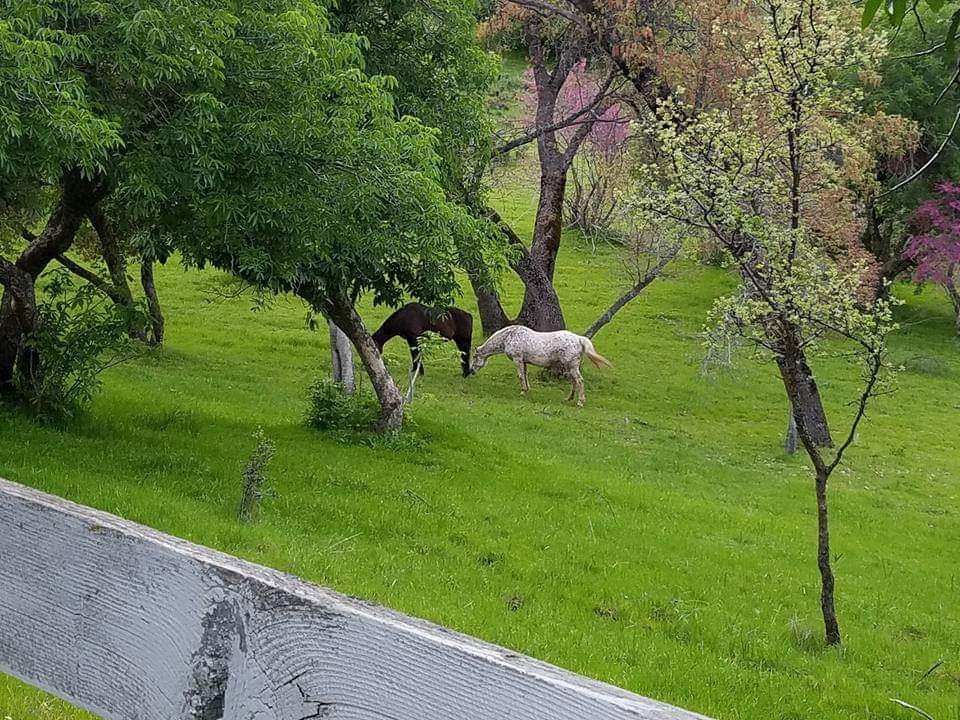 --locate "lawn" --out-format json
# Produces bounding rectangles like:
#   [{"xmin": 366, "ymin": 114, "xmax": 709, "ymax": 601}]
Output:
[{"xmin": 1, "ymin": 167, "xmax": 959, "ymax": 719}]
